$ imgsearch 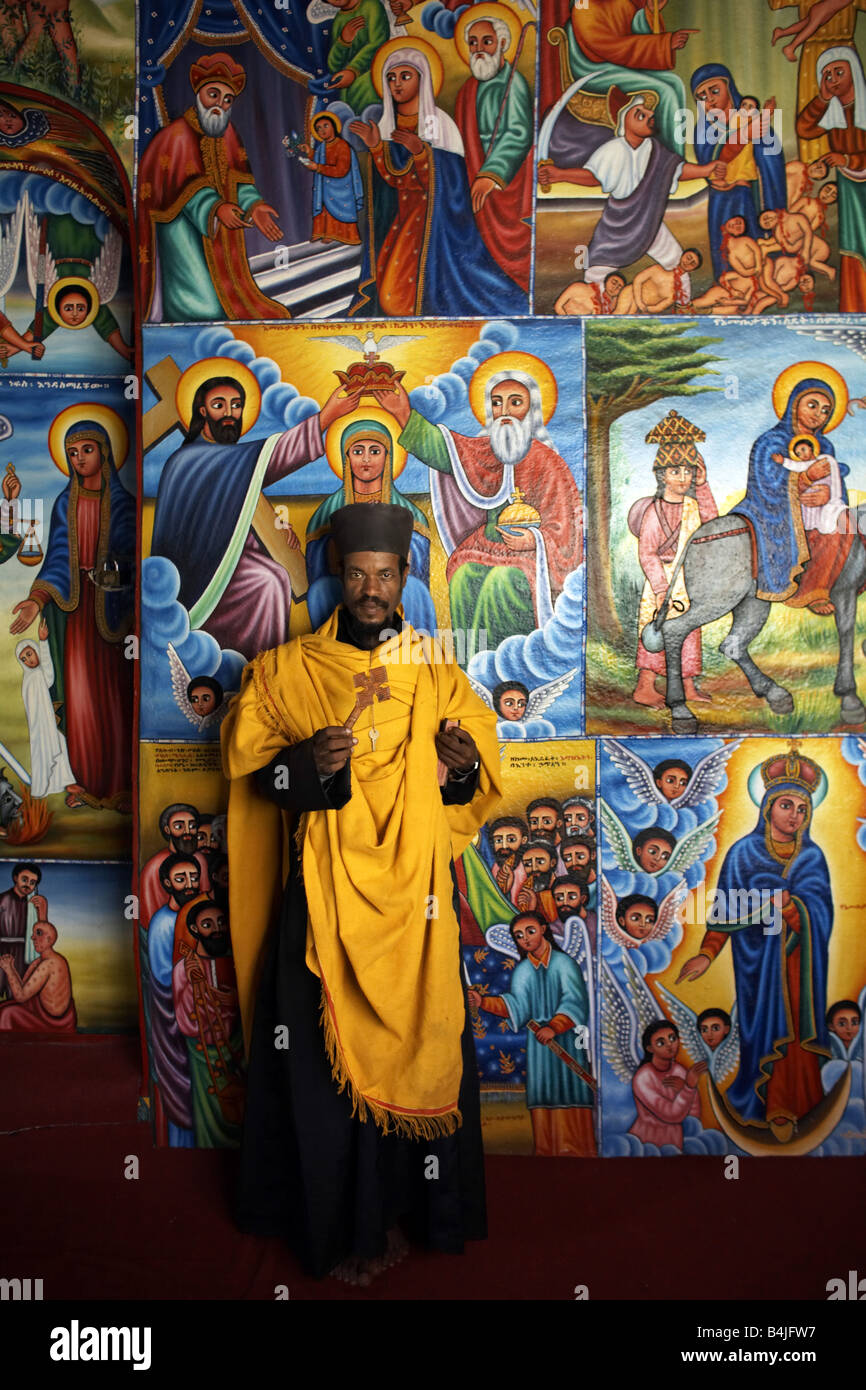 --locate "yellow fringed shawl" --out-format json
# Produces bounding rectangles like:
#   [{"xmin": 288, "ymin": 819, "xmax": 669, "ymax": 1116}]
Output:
[{"xmin": 220, "ymin": 610, "xmax": 502, "ymax": 1139}]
